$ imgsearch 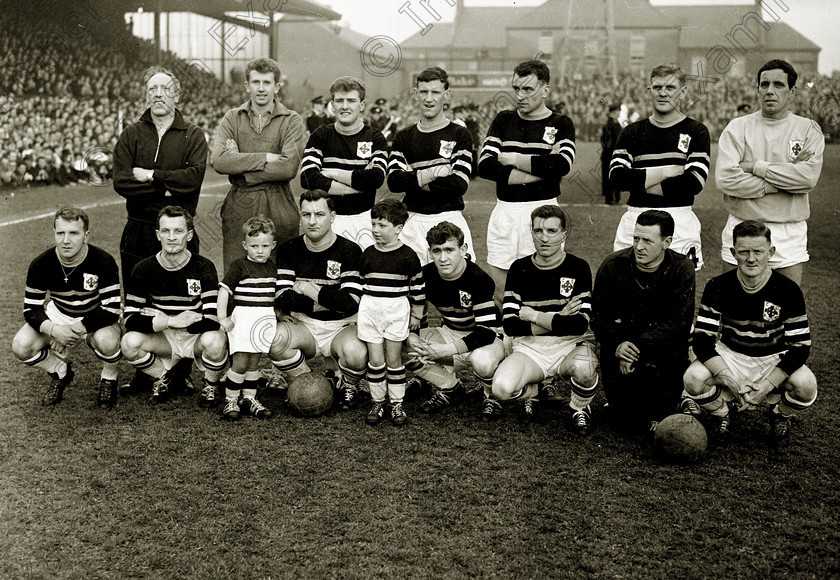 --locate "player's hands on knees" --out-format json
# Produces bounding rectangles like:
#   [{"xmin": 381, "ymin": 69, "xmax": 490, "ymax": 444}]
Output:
[
  {"xmin": 615, "ymin": 341, "xmax": 640, "ymax": 363},
  {"xmin": 220, "ymin": 317, "xmax": 235, "ymax": 332},
  {"xmin": 167, "ymin": 311, "xmax": 204, "ymax": 329},
  {"xmin": 705, "ymin": 370, "xmax": 746, "ymax": 409},
  {"xmin": 51, "ymin": 324, "xmax": 84, "ymax": 348},
  {"xmin": 743, "ymin": 378, "xmax": 775, "ymax": 409}
]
